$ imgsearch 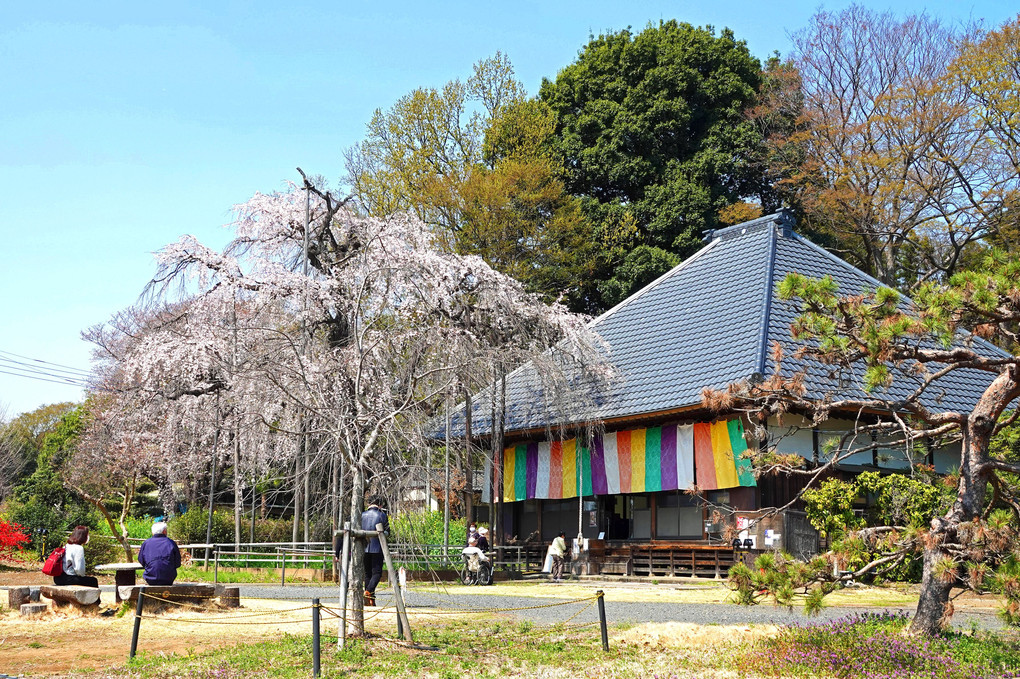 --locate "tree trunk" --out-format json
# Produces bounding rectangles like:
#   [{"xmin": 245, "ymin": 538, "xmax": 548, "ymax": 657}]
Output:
[
  {"xmin": 911, "ymin": 543, "xmax": 954, "ymax": 635},
  {"xmin": 347, "ymin": 460, "xmax": 367, "ymax": 635},
  {"xmin": 910, "ymin": 419, "xmax": 990, "ymax": 635}
]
